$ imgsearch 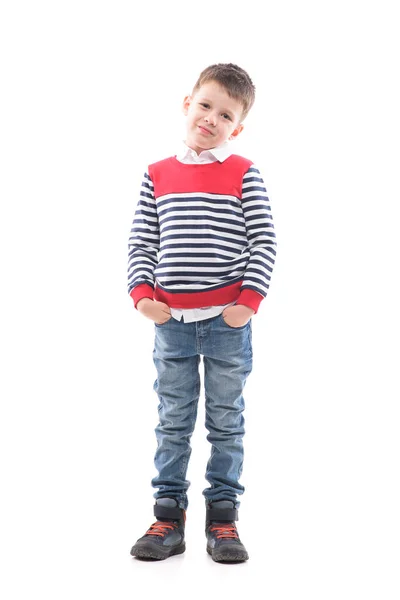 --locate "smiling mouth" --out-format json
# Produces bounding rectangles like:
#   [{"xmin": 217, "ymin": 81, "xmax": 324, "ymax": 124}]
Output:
[{"xmin": 198, "ymin": 126, "xmax": 213, "ymax": 135}]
